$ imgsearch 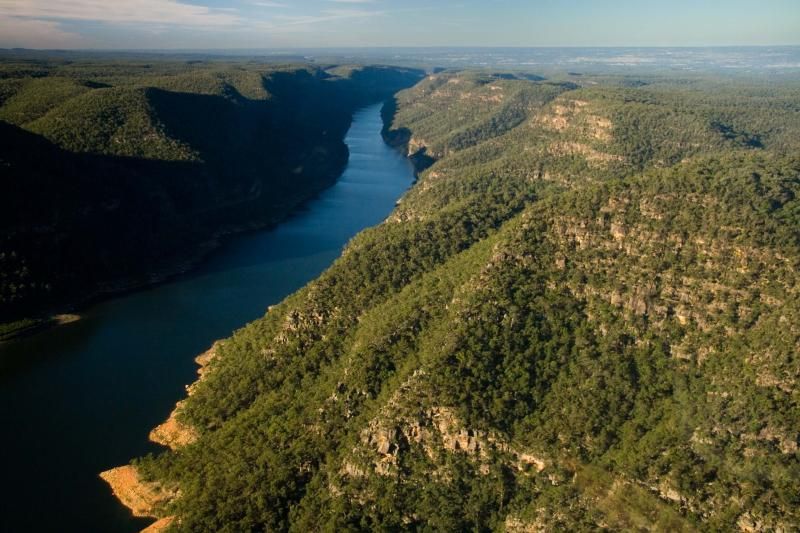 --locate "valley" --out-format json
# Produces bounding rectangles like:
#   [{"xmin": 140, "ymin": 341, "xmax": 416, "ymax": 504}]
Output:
[{"xmin": 1, "ymin": 54, "xmax": 798, "ymax": 532}]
